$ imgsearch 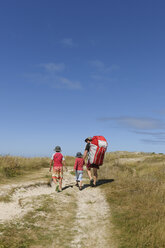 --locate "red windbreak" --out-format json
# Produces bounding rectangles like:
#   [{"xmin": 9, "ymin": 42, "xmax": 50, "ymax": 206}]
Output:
[{"xmin": 91, "ymin": 136, "xmax": 107, "ymax": 146}]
